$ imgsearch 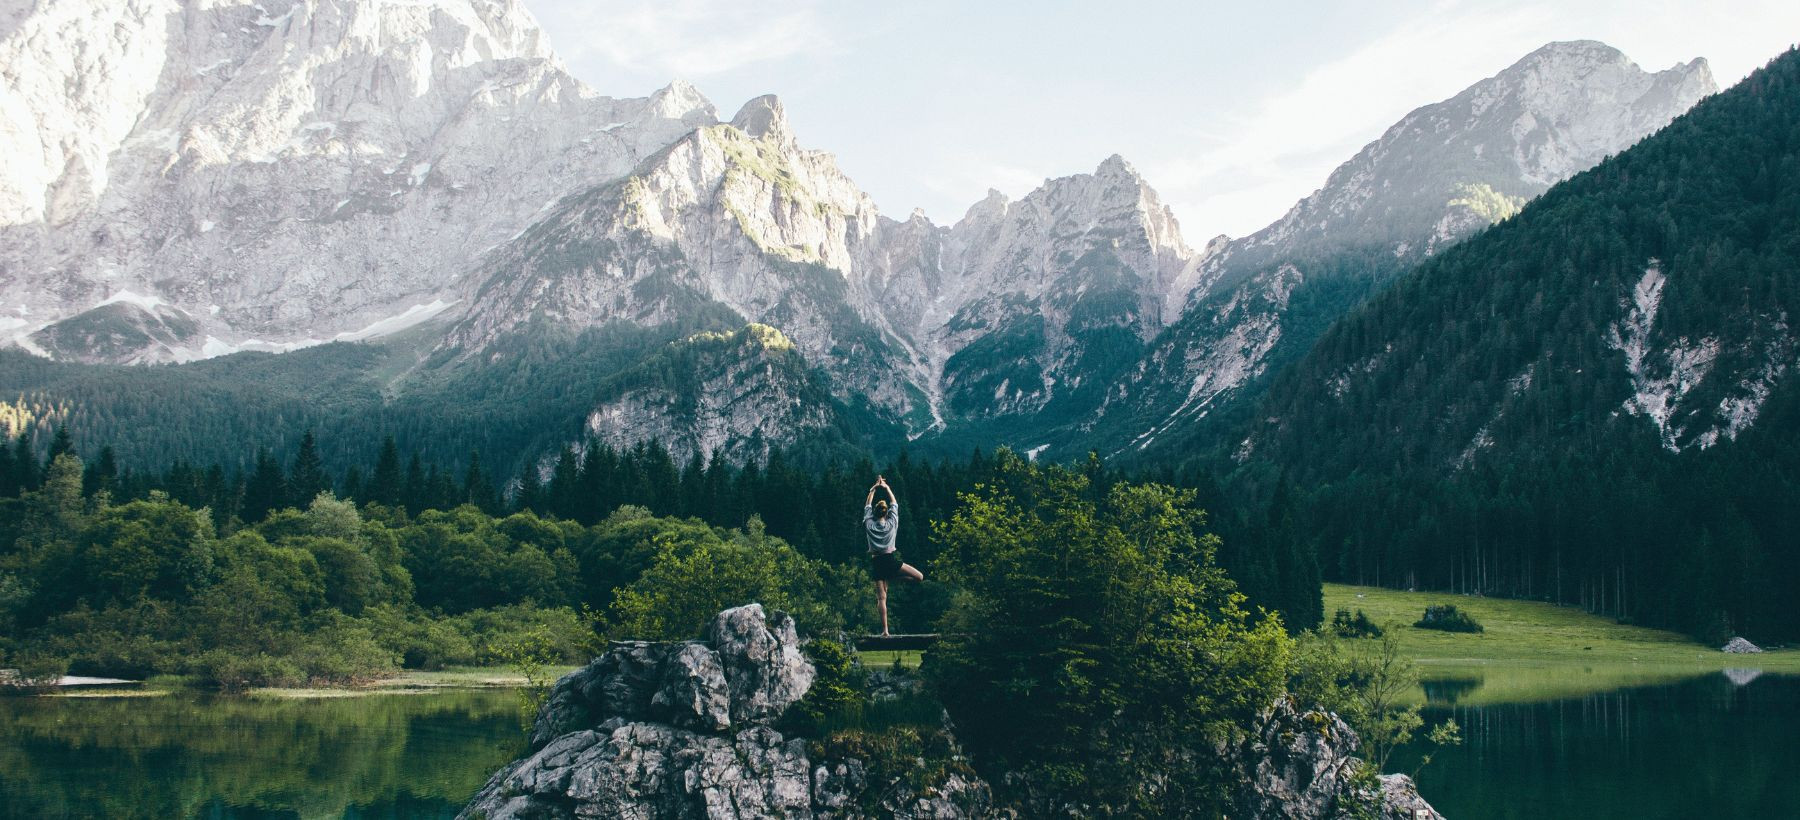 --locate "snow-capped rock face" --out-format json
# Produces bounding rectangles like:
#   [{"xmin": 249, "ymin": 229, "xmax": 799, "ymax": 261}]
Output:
[
  {"xmin": 1195, "ymin": 40, "xmax": 1715, "ymax": 301},
  {"xmin": 925, "ymin": 156, "xmax": 1197, "ymax": 421},
  {"xmin": 1, "ymin": 12, "xmax": 1754, "ymax": 465},
  {"xmin": 445, "ymin": 108, "xmax": 1198, "ymax": 431},
  {"xmin": 0, "ymin": 0, "xmax": 714, "ymax": 361},
  {"xmin": 443, "ymin": 93, "xmax": 935, "ymax": 425},
  {"xmin": 1098, "ymin": 40, "xmax": 1715, "ymax": 459}
]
